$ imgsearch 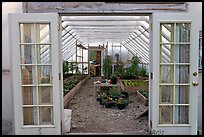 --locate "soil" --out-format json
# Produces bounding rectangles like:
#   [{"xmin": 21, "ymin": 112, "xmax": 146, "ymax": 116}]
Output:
[{"xmin": 65, "ymin": 77, "xmax": 149, "ymax": 135}]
